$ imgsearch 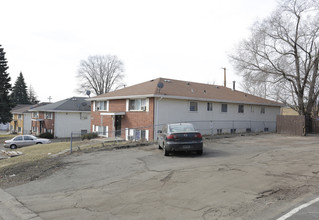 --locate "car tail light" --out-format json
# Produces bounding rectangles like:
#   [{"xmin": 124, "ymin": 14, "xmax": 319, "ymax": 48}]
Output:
[
  {"xmin": 195, "ymin": 133, "xmax": 202, "ymax": 139},
  {"xmin": 166, "ymin": 135, "xmax": 176, "ymax": 140}
]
